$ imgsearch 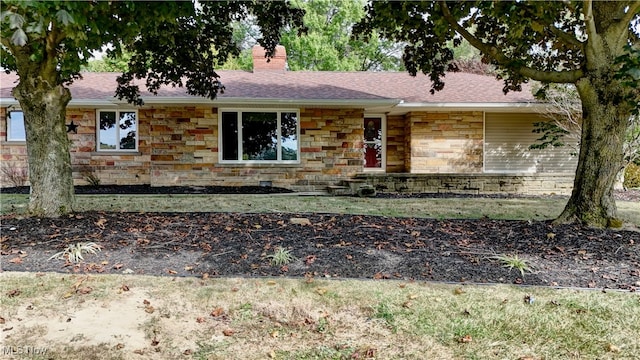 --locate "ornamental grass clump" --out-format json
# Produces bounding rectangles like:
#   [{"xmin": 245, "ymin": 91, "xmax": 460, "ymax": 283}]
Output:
[
  {"xmin": 267, "ymin": 247, "xmax": 295, "ymax": 266},
  {"xmin": 493, "ymin": 254, "xmax": 531, "ymax": 277},
  {"xmin": 49, "ymin": 242, "xmax": 102, "ymax": 263}
]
